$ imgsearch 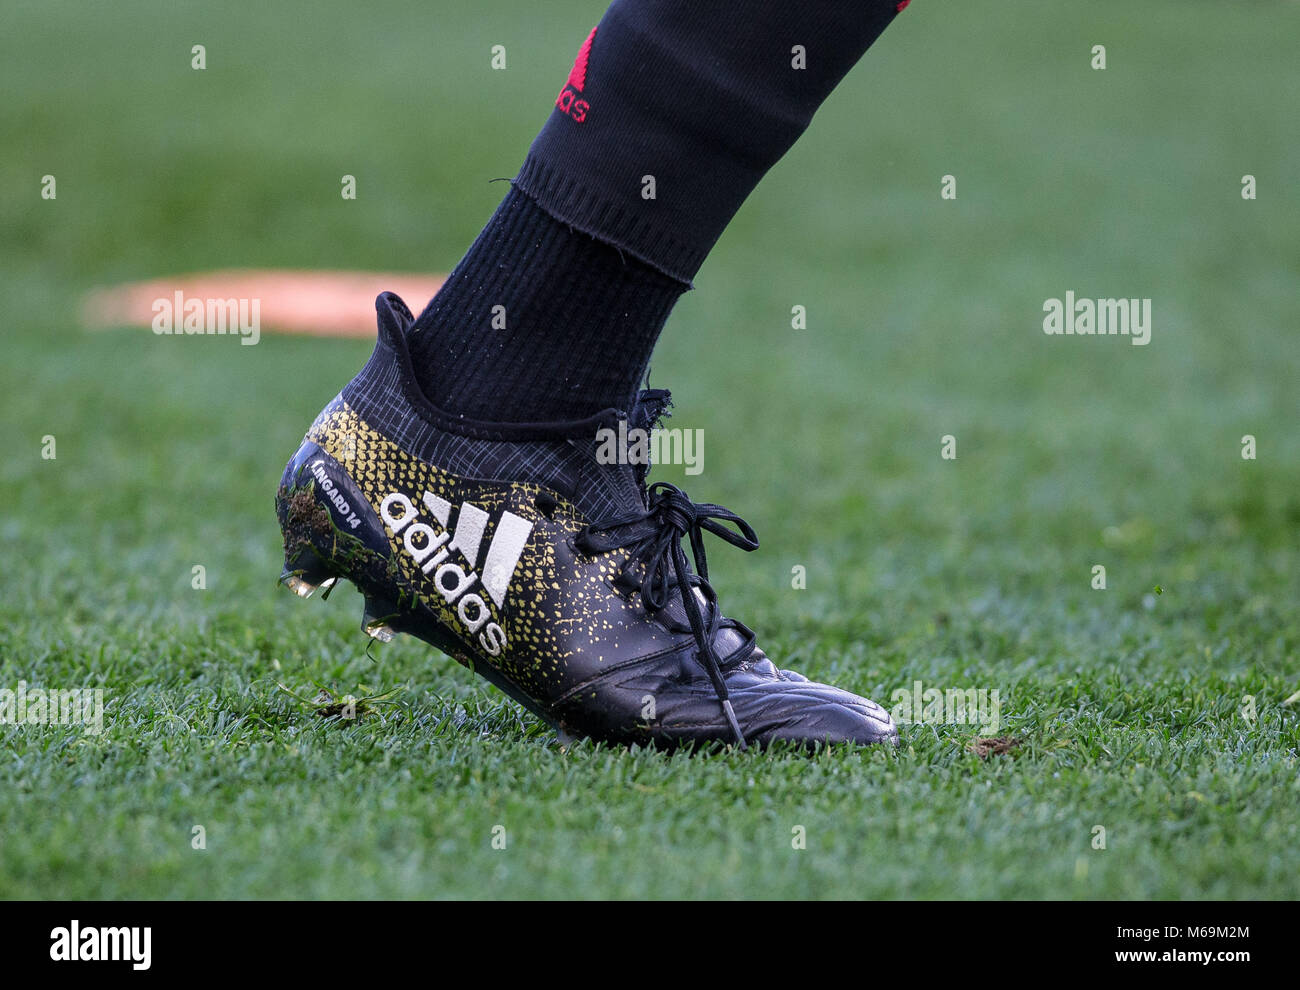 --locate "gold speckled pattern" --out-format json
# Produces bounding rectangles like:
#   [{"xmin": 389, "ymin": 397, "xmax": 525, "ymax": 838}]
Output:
[{"xmin": 305, "ymin": 400, "xmax": 674, "ymax": 702}]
